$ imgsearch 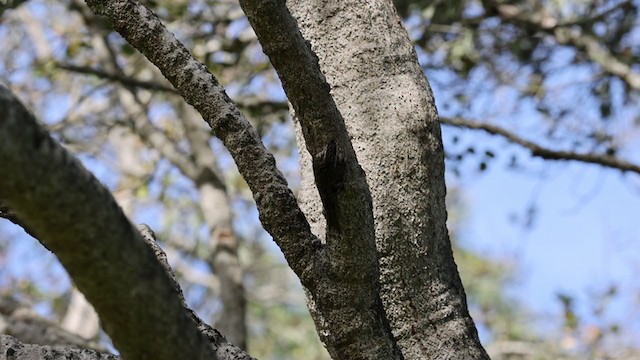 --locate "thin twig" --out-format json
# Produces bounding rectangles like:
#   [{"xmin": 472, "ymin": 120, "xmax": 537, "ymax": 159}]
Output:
[
  {"xmin": 440, "ymin": 117, "xmax": 640, "ymax": 174},
  {"xmin": 56, "ymin": 63, "xmax": 179, "ymax": 93}
]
